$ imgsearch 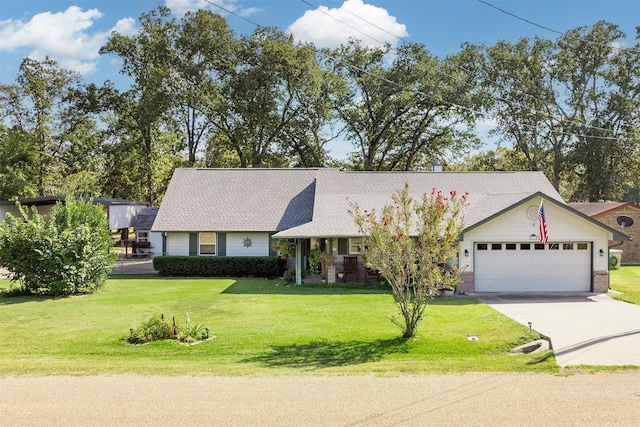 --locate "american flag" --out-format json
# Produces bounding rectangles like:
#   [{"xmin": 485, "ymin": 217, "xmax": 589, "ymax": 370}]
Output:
[{"xmin": 538, "ymin": 200, "xmax": 549, "ymax": 243}]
